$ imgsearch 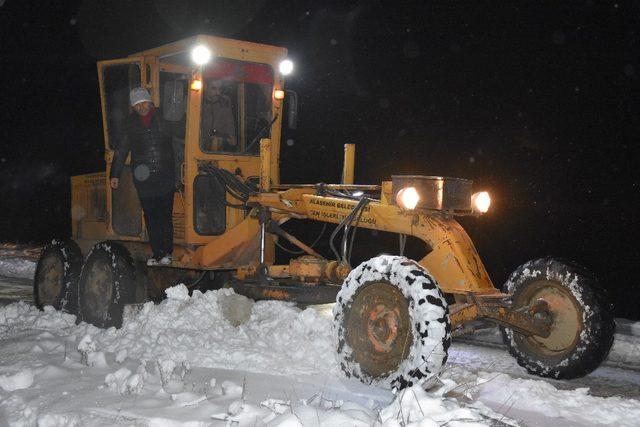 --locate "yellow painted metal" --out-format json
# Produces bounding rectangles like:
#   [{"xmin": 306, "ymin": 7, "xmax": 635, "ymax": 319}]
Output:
[
  {"xmin": 260, "ymin": 139, "xmax": 272, "ymax": 191},
  {"xmin": 342, "ymin": 144, "xmax": 356, "ymax": 184},
  {"xmin": 191, "ymin": 215, "xmax": 274, "ymax": 269},
  {"xmin": 248, "ymin": 192, "xmax": 495, "ymax": 294}
]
